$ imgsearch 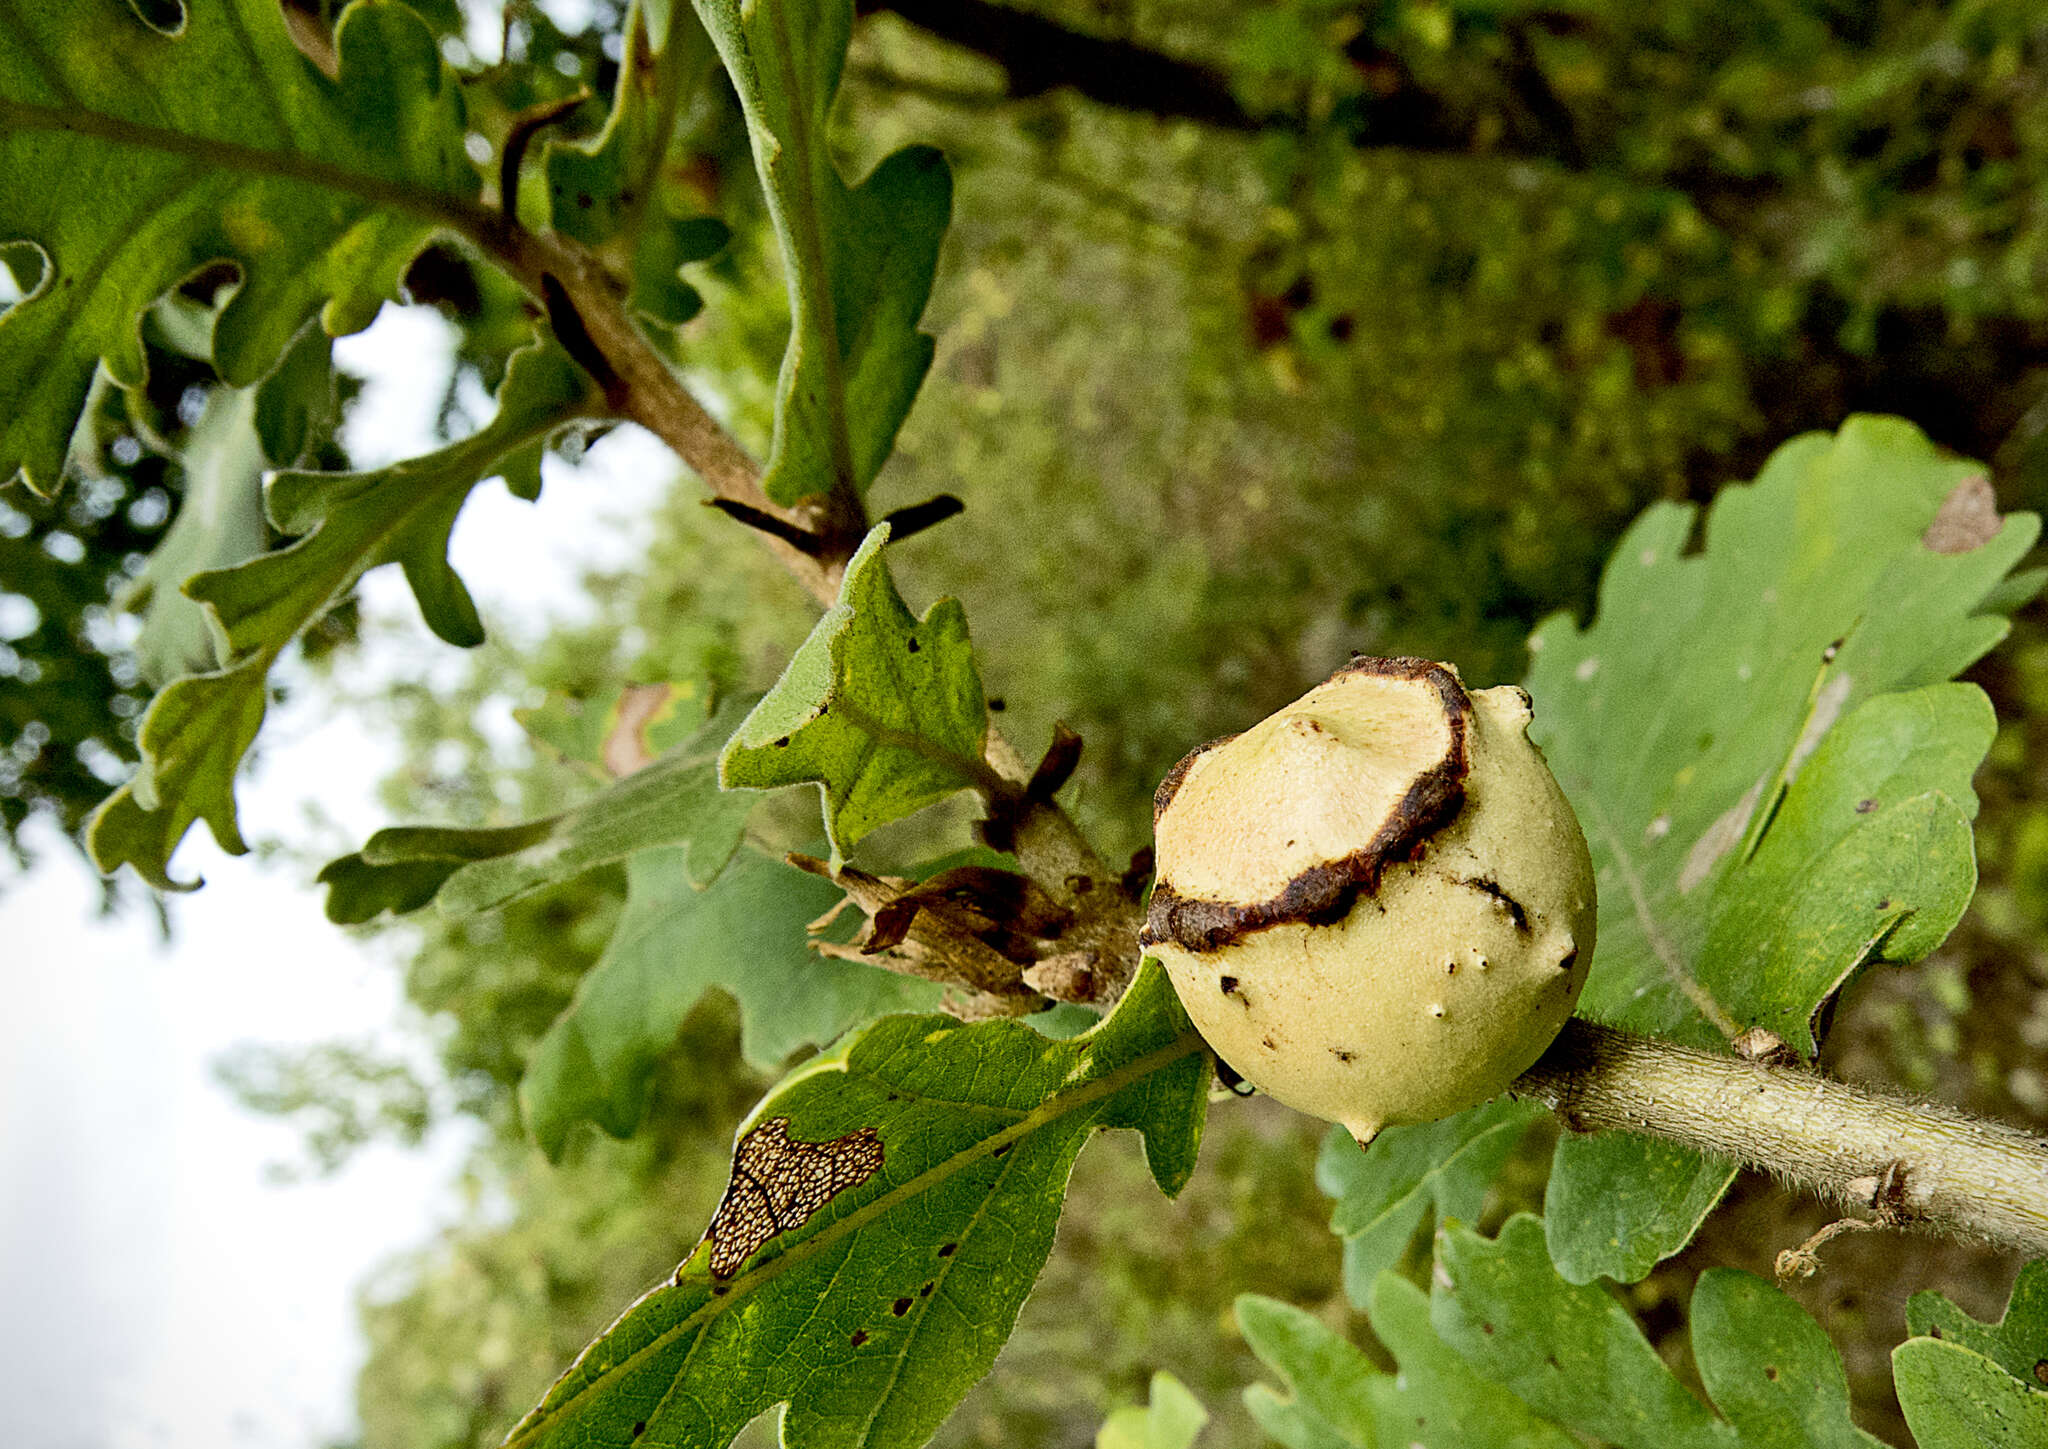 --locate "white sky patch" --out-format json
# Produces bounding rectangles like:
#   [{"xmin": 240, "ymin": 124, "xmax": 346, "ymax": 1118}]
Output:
[{"xmin": 4, "ymin": 295, "xmax": 683, "ymax": 1448}]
